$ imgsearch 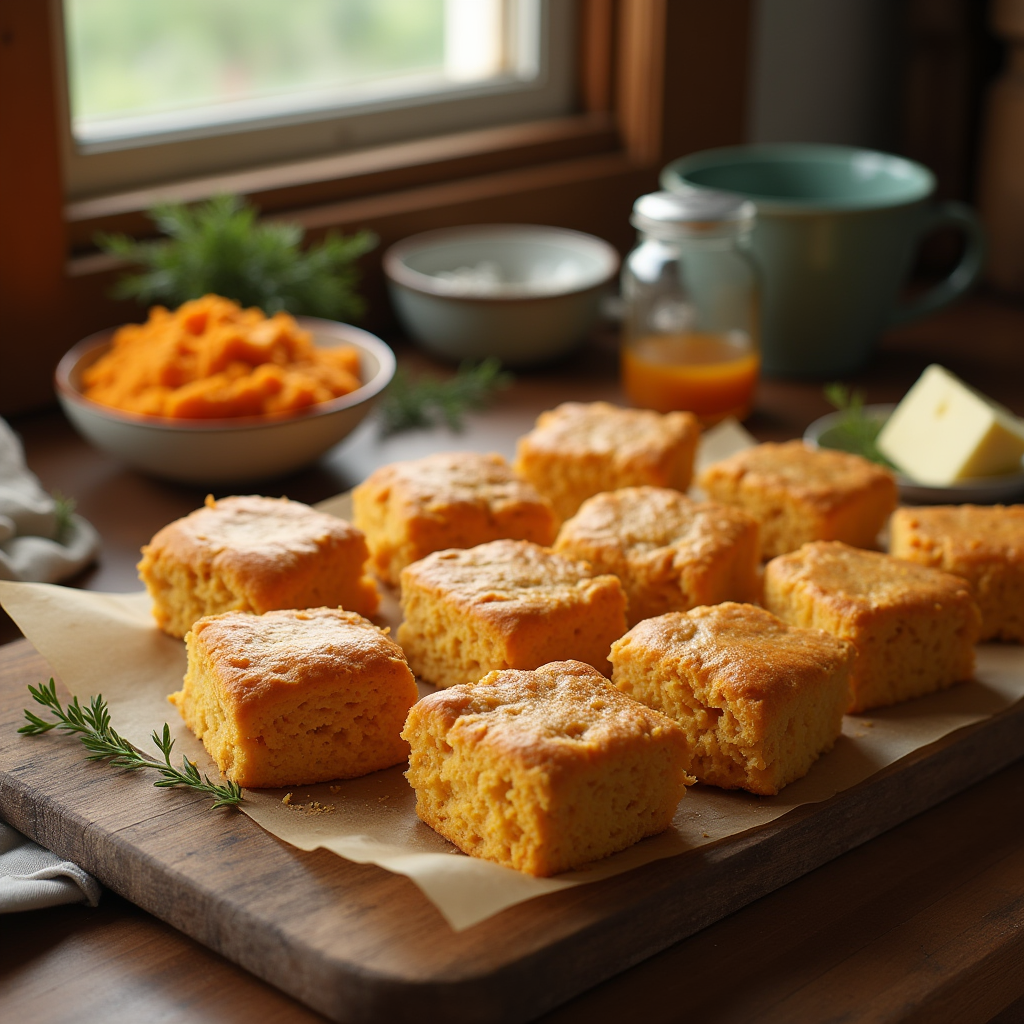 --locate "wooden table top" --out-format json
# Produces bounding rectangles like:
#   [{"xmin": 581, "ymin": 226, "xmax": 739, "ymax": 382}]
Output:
[{"xmin": 4, "ymin": 295, "xmax": 1024, "ymax": 1023}]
